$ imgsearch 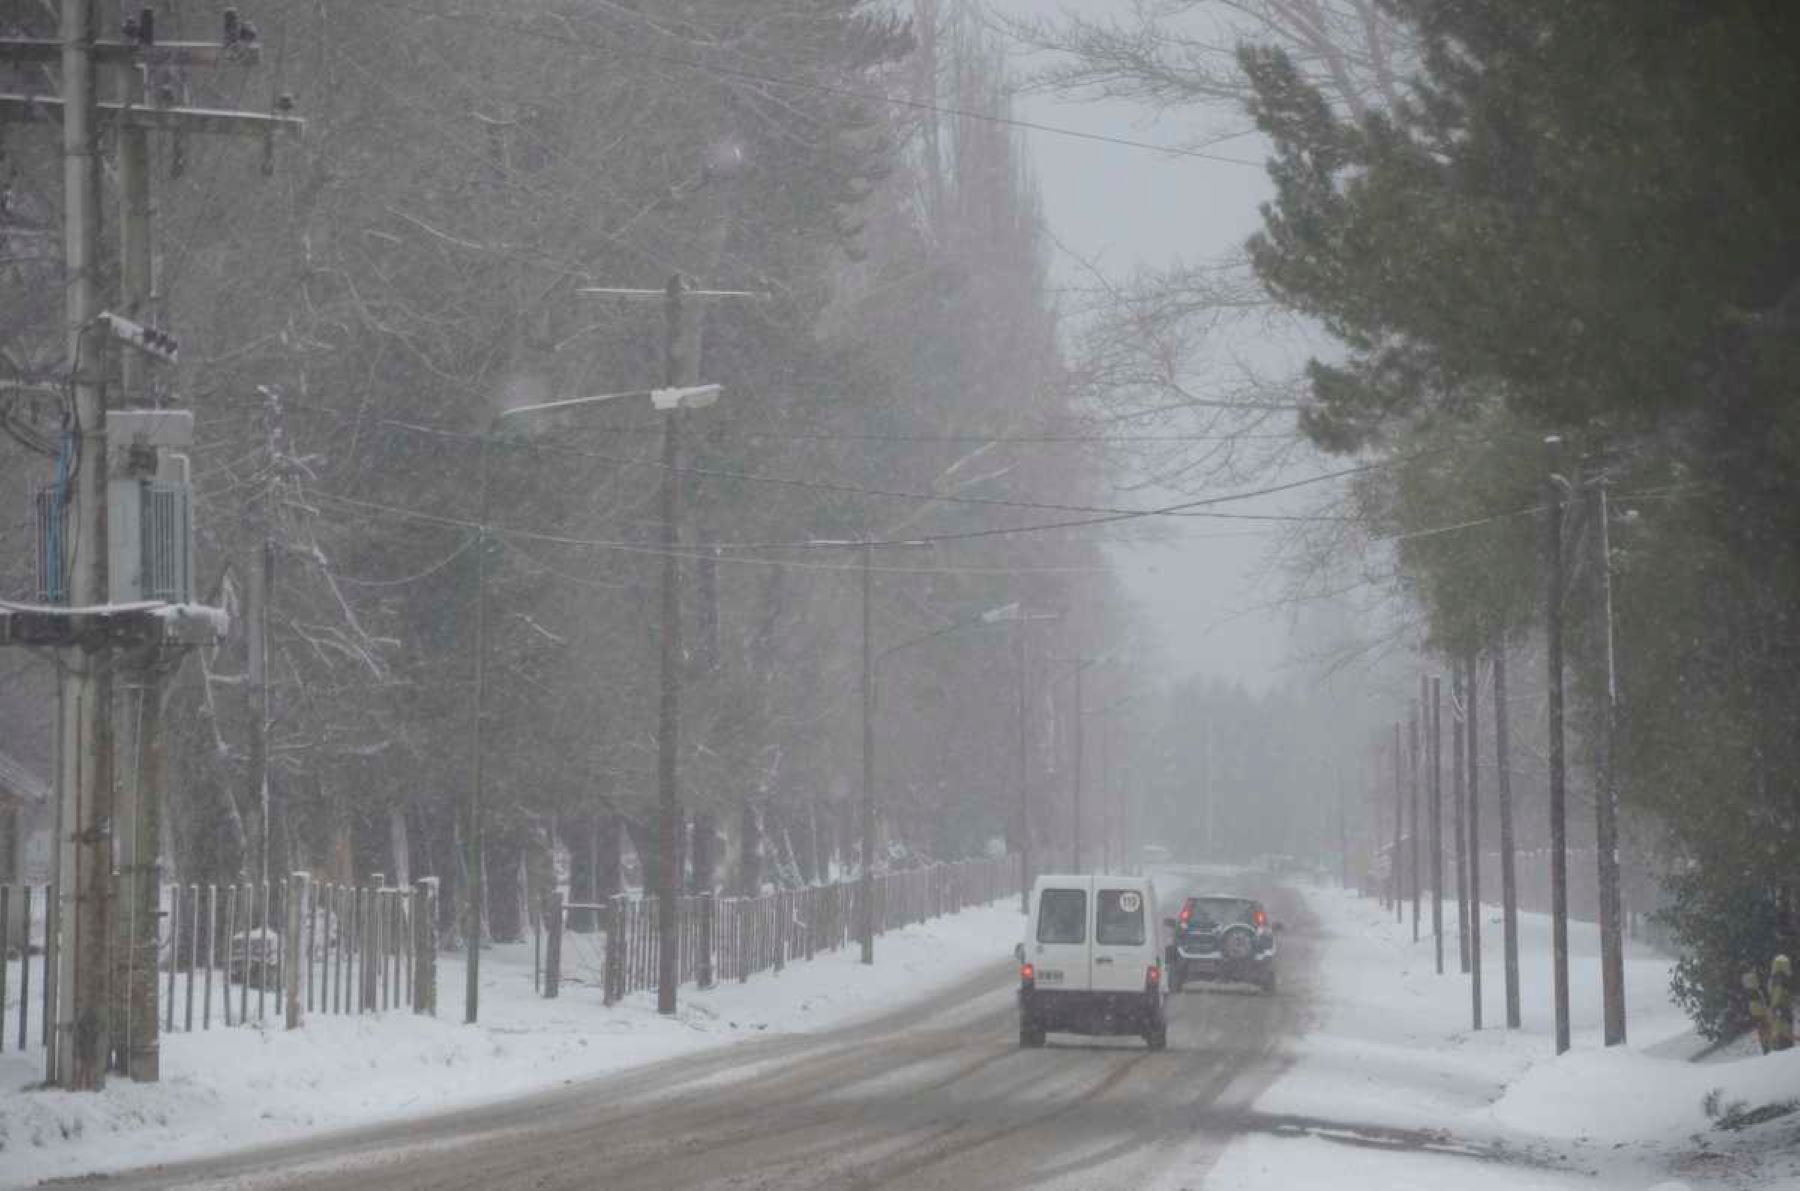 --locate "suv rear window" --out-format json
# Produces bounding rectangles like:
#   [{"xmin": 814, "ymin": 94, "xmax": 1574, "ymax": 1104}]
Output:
[
  {"xmin": 1096, "ymin": 888, "xmax": 1146, "ymax": 945},
  {"xmin": 1185, "ymin": 897, "xmax": 1256, "ymax": 927},
  {"xmin": 1036, "ymin": 889, "xmax": 1087, "ymax": 944}
]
